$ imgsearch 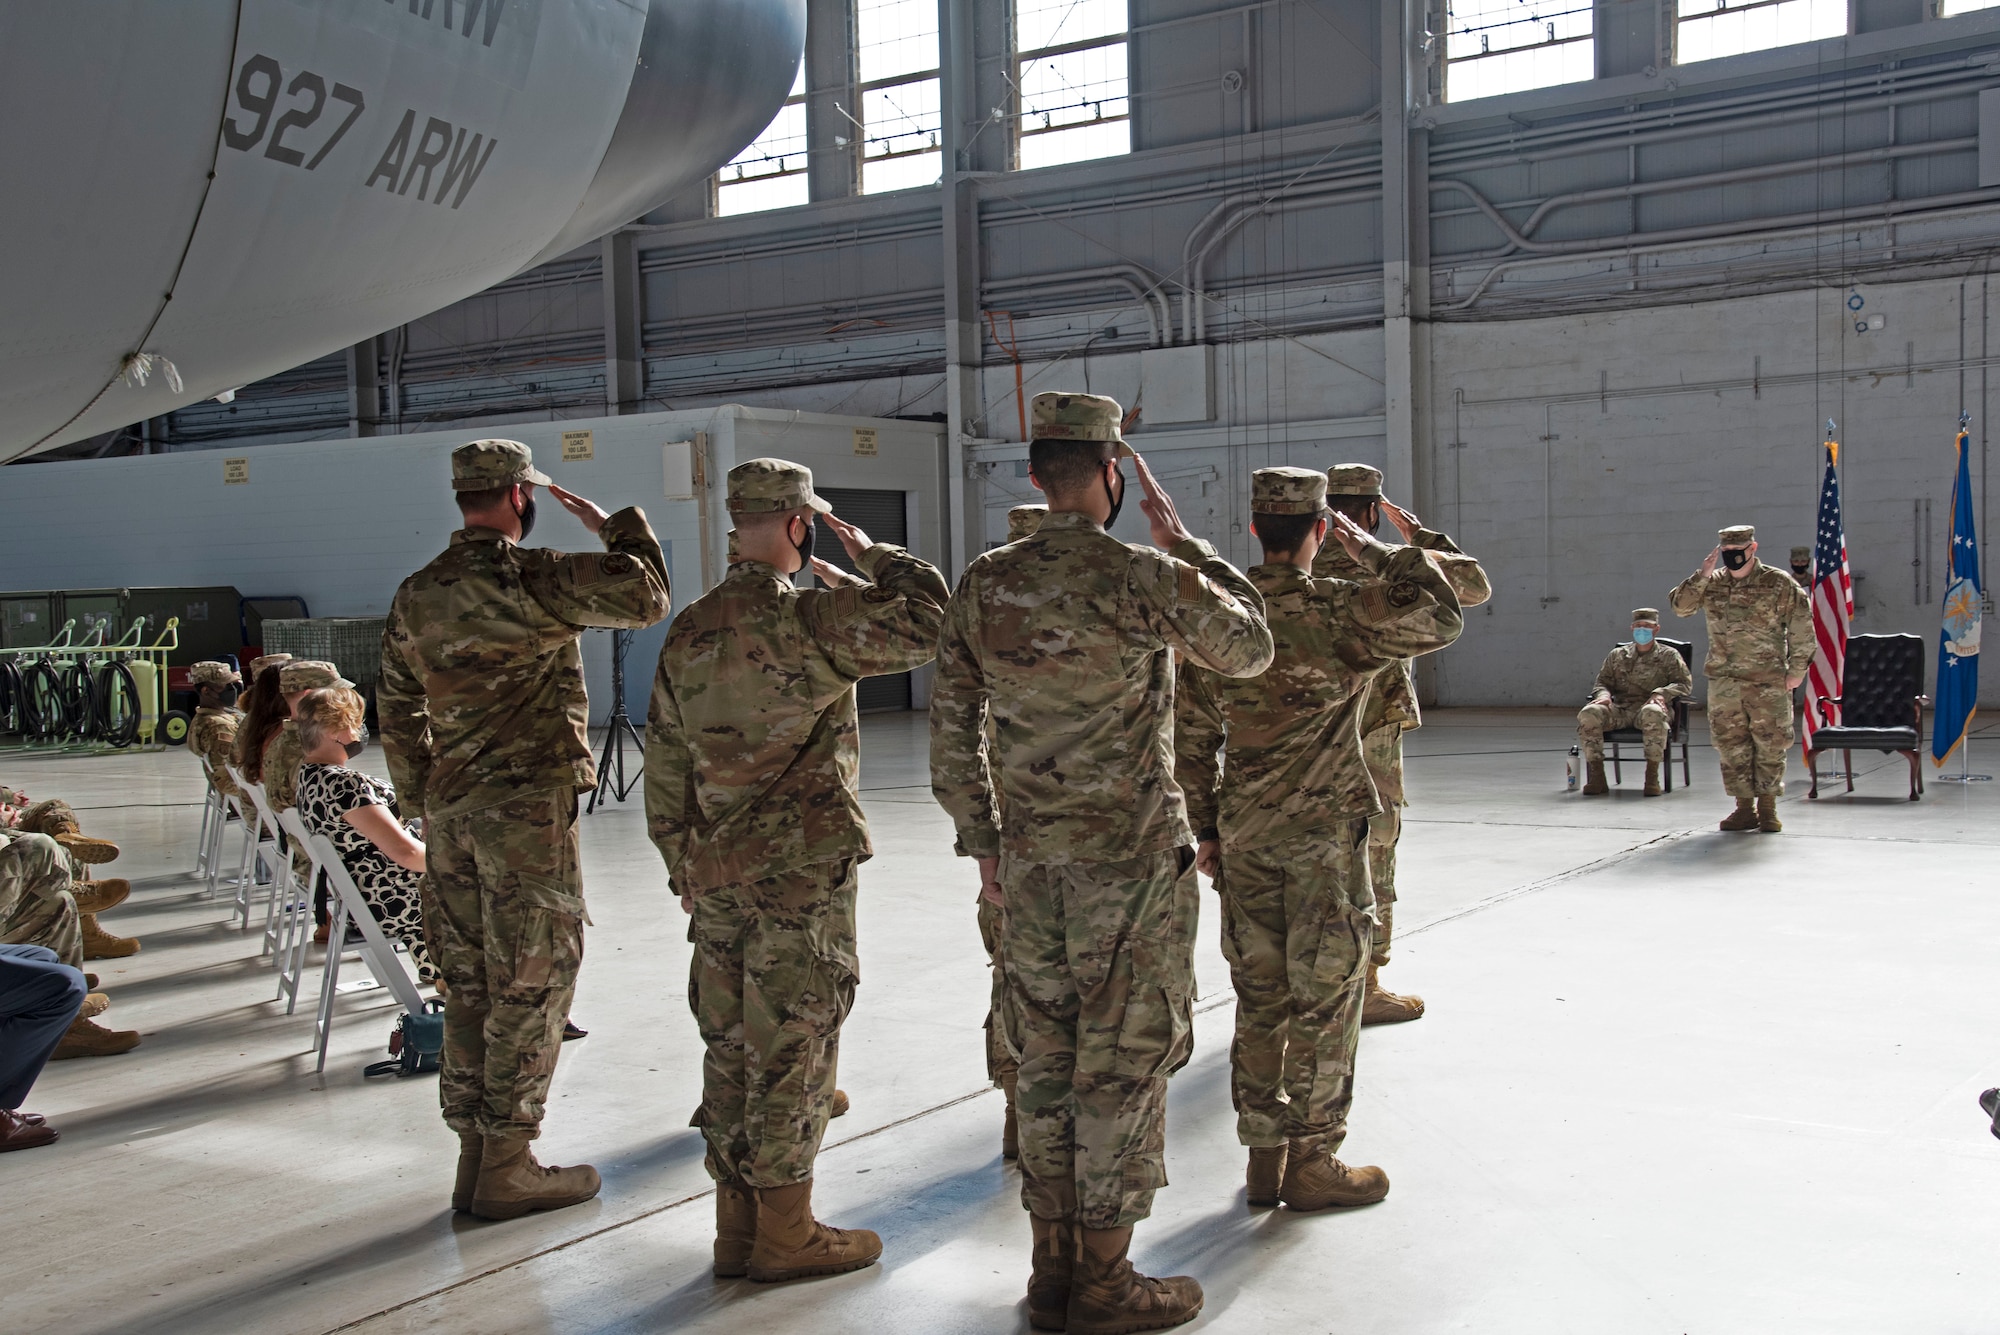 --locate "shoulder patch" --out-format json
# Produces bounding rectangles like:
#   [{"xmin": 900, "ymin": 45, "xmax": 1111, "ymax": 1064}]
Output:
[
  {"xmin": 1177, "ymin": 564, "xmax": 1201, "ymax": 602},
  {"xmin": 602, "ymin": 552, "xmax": 635, "ymax": 576}
]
